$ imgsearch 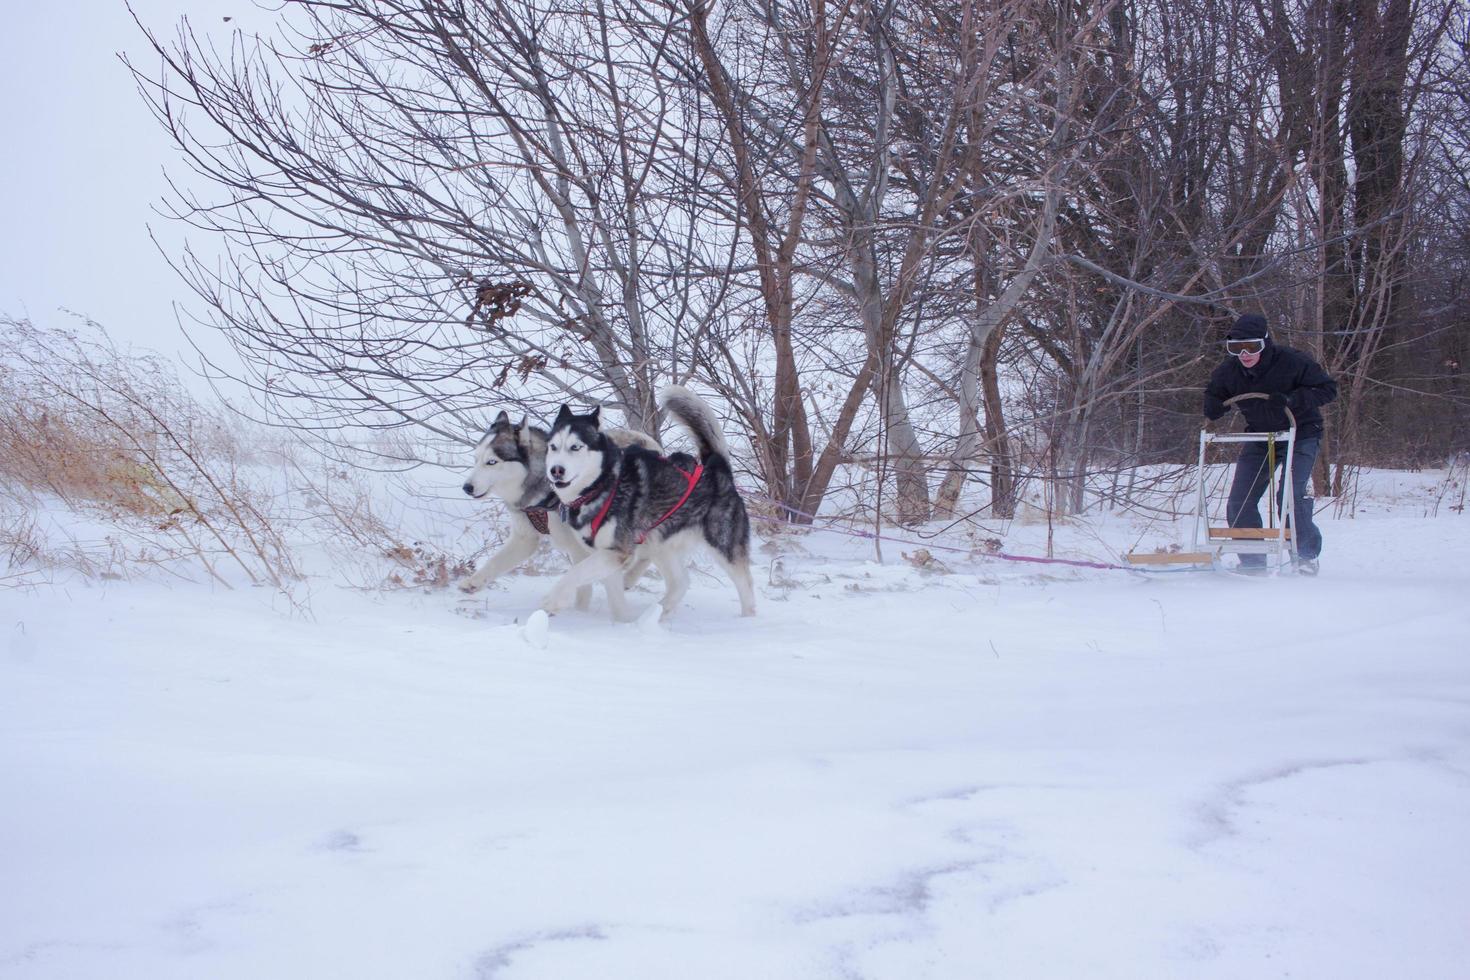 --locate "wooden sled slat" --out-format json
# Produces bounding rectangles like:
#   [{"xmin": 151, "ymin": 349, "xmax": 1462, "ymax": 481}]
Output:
[
  {"xmin": 1125, "ymin": 551, "xmax": 1216, "ymax": 565},
  {"xmin": 1208, "ymin": 527, "xmax": 1291, "ymax": 540}
]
